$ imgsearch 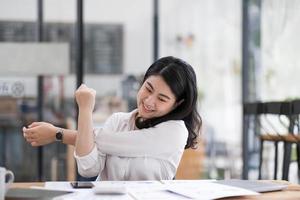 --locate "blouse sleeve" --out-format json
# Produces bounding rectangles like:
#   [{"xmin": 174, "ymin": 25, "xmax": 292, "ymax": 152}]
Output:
[
  {"xmin": 74, "ymin": 145, "xmax": 106, "ymax": 178},
  {"xmin": 94, "ymin": 119, "xmax": 188, "ymax": 160},
  {"xmin": 73, "ymin": 114, "xmax": 117, "ymax": 178}
]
